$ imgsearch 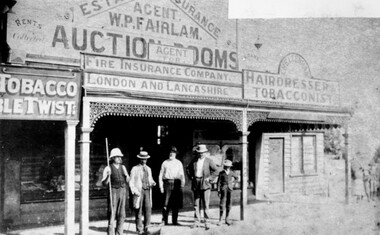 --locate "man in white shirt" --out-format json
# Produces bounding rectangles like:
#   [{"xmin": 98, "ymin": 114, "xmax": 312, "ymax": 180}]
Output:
[{"xmin": 158, "ymin": 146, "xmax": 185, "ymax": 226}]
